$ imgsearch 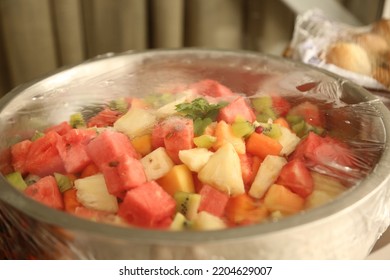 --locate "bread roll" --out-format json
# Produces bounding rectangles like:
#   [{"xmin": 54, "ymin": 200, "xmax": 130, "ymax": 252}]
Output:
[
  {"xmin": 325, "ymin": 42, "xmax": 372, "ymax": 75},
  {"xmin": 354, "ymin": 32, "xmax": 389, "ymax": 55},
  {"xmin": 372, "ymin": 19, "xmax": 390, "ymax": 45},
  {"xmin": 373, "ymin": 66, "xmax": 390, "ymax": 88}
]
